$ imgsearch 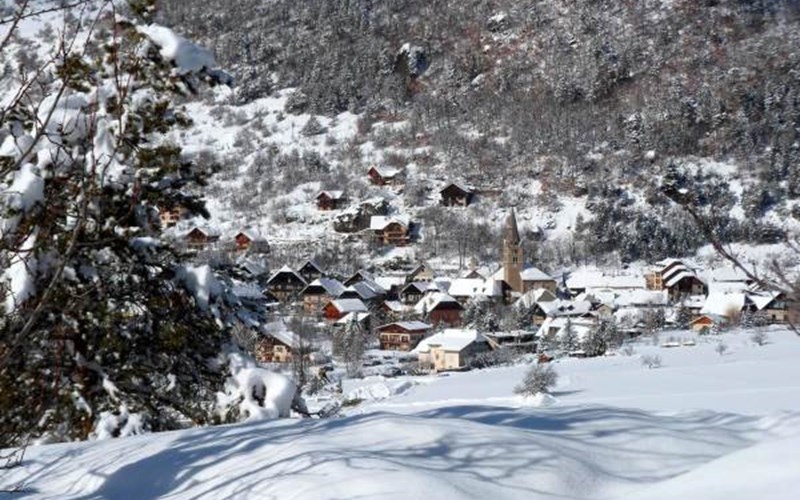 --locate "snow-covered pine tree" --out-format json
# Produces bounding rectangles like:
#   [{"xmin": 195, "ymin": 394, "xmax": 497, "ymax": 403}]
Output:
[
  {"xmin": 0, "ymin": 1, "xmax": 237, "ymax": 445},
  {"xmin": 559, "ymin": 318, "xmax": 580, "ymax": 354}
]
